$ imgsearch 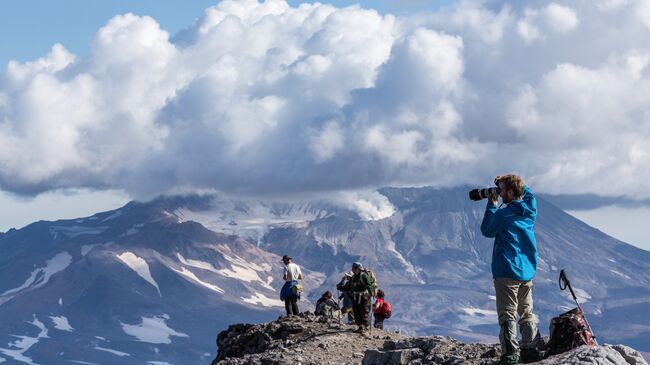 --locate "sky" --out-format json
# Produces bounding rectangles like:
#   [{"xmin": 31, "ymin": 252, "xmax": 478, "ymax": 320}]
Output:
[{"xmin": 1, "ymin": 0, "xmax": 649, "ymax": 251}]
